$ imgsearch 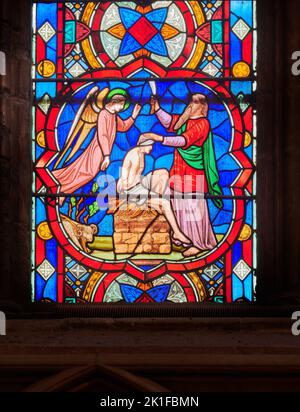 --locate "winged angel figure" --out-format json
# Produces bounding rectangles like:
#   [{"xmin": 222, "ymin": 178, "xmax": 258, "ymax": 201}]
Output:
[{"xmin": 52, "ymin": 86, "xmax": 141, "ymax": 205}]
